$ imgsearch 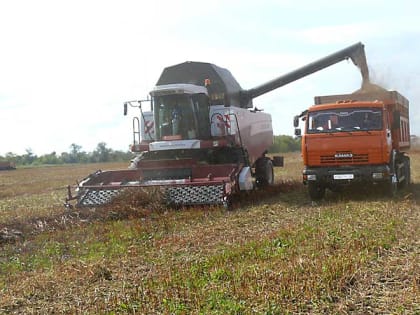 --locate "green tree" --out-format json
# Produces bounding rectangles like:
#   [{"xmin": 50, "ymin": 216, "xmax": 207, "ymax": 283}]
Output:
[
  {"xmin": 91, "ymin": 142, "xmax": 112, "ymax": 162},
  {"xmin": 62, "ymin": 143, "xmax": 88, "ymax": 163},
  {"xmin": 21, "ymin": 148, "xmax": 37, "ymax": 165},
  {"xmin": 269, "ymin": 135, "xmax": 301, "ymax": 153},
  {"xmin": 37, "ymin": 152, "xmax": 61, "ymax": 165}
]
